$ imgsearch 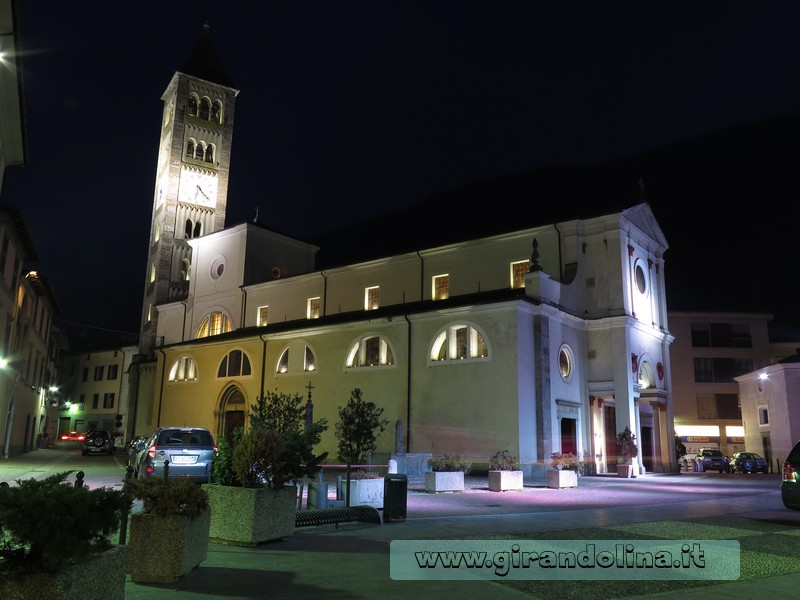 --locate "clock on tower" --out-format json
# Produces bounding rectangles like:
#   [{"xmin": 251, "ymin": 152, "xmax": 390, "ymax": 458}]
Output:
[{"xmin": 179, "ymin": 169, "xmax": 218, "ymax": 208}]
